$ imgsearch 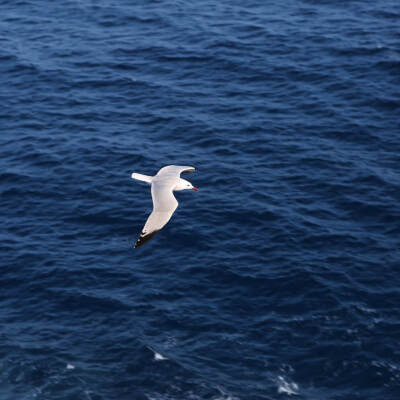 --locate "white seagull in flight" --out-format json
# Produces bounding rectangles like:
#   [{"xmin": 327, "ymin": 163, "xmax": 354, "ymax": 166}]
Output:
[{"xmin": 131, "ymin": 165, "xmax": 198, "ymax": 248}]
